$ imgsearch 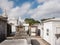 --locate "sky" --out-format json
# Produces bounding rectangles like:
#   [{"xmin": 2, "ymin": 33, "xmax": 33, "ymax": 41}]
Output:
[{"xmin": 0, "ymin": 0, "xmax": 60, "ymax": 21}]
